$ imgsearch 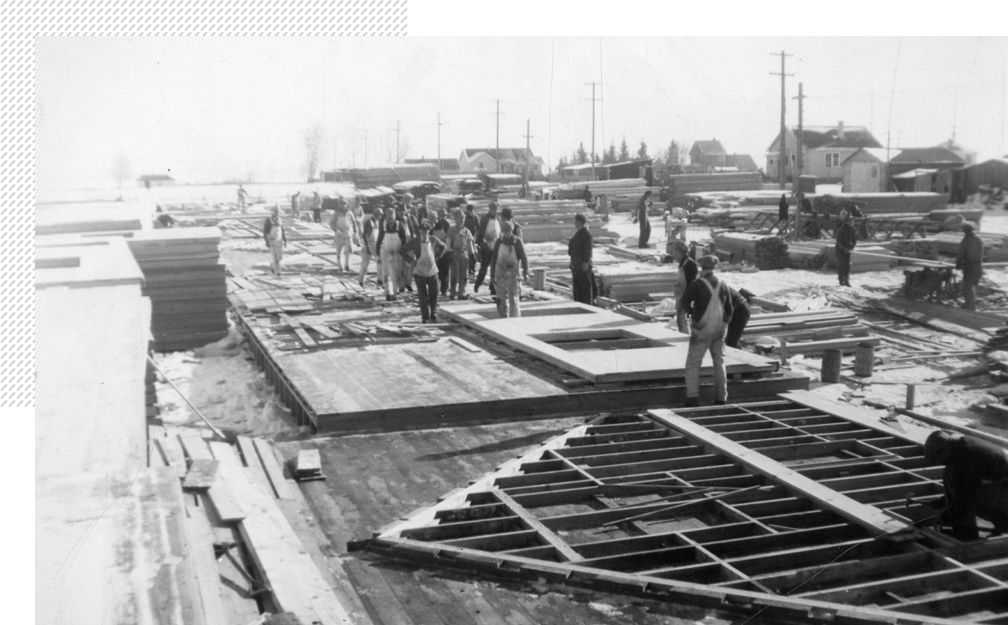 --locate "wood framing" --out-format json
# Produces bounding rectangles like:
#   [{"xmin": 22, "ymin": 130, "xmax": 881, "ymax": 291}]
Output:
[{"xmin": 366, "ymin": 396, "xmax": 1008, "ymax": 624}]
